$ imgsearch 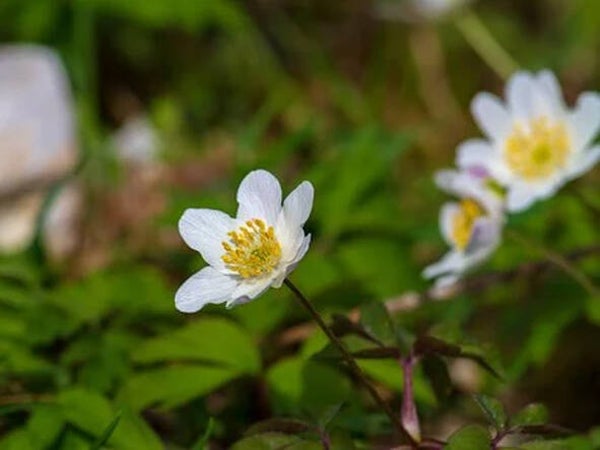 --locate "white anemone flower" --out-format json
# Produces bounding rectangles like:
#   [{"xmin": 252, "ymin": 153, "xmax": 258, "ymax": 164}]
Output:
[
  {"xmin": 176, "ymin": 169, "xmax": 313, "ymax": 313},
  {"xmin": 458, "ymin": 70, "xmax": 600, "ymax": 212},
  {"xmin": 423, "ymin": 168, "xmax": 504, "ymax": 288}
]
